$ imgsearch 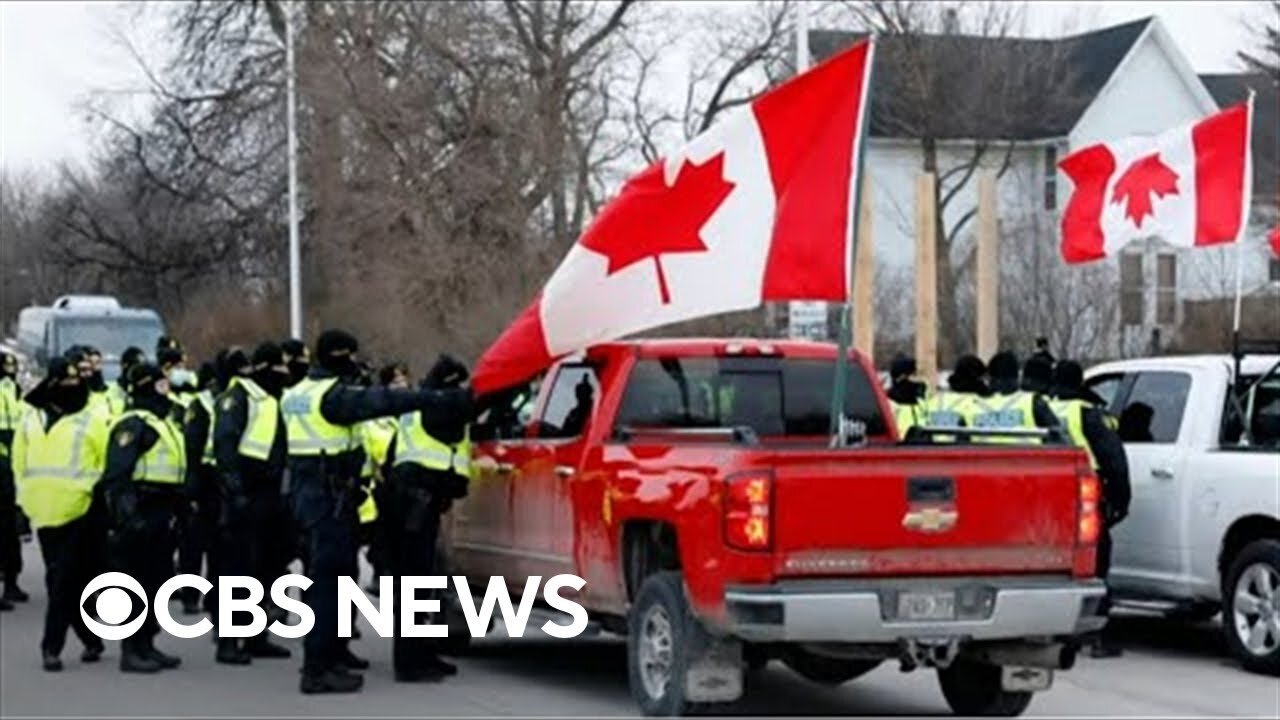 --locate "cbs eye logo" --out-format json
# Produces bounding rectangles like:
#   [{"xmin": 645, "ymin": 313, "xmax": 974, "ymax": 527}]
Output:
[{"xmin": 80, "ymin": 572, "xmax": 149, "ymax": 640}]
